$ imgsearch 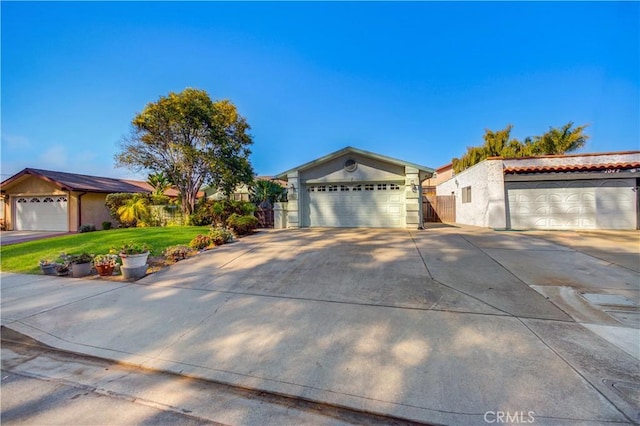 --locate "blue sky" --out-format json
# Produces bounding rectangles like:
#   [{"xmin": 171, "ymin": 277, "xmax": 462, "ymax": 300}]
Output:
[{"xmin": 2, "ymin": 1, "xmax": 638, "ymax": 181}]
